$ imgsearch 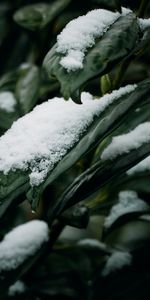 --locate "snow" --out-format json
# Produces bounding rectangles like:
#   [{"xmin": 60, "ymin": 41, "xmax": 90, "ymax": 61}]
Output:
[
  {"xmin": 101, "ymin": 122, "xmax": 150, "ymax": 161},
  {"xmin": 57, "ymin": 8, "xmax": 130, "ymax": 72},
  {"xmin": 102, "ymin": 251, "xmax": 132, "ymax": 276},
  {"xmin": 0, "ymin": 92, "xmax": 16, "ymax": 113},
  {"xmin": 104, "ymin": 191, "xmax": 148, "ymax": 228},
  {"xmin": 139, "ymin": 18, "xmax": 150, "ymax": 31},
  {"xmin": 0, "ymin": 220, "xmax": 49, "ymax": 272},
  {"xmin": 8, "ymin": 281, "xmax": 26, "ymax": 296},
  {"xmin": 77, "ymin": 238, "xmax": 106, "ymax": 249},
  {"xmin": 0, "ymin": 85, "xmax": 136, "ymax": 187},
  {"xmin": 127, "ymin": 155, "xmax": 150, "ymax": 175}
]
